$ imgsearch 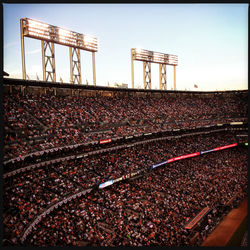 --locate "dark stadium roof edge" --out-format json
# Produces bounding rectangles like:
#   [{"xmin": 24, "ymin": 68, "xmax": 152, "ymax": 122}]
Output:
[{"xmin": 3, "ymin": 77, "xmax": 247, "ymax": 94}]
